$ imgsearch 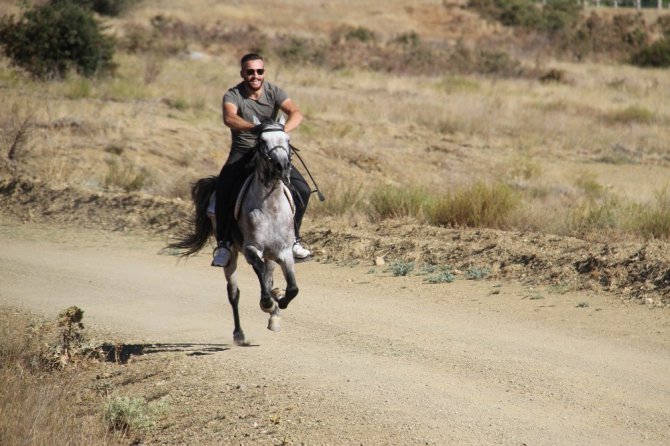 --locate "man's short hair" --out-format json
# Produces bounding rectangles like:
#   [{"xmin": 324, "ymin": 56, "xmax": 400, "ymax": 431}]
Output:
[{"xmin": 241, "ymin": 53, "xmax": 263, "ymax": 66}]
